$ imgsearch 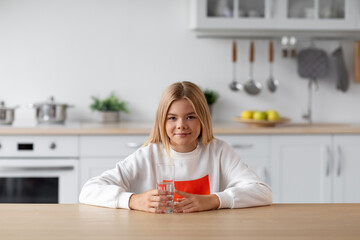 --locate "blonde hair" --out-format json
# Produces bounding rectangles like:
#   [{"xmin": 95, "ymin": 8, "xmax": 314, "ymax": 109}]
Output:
[{"xmin": 144, "ymin": 81, "xmax": 214, "ymax": 158}]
